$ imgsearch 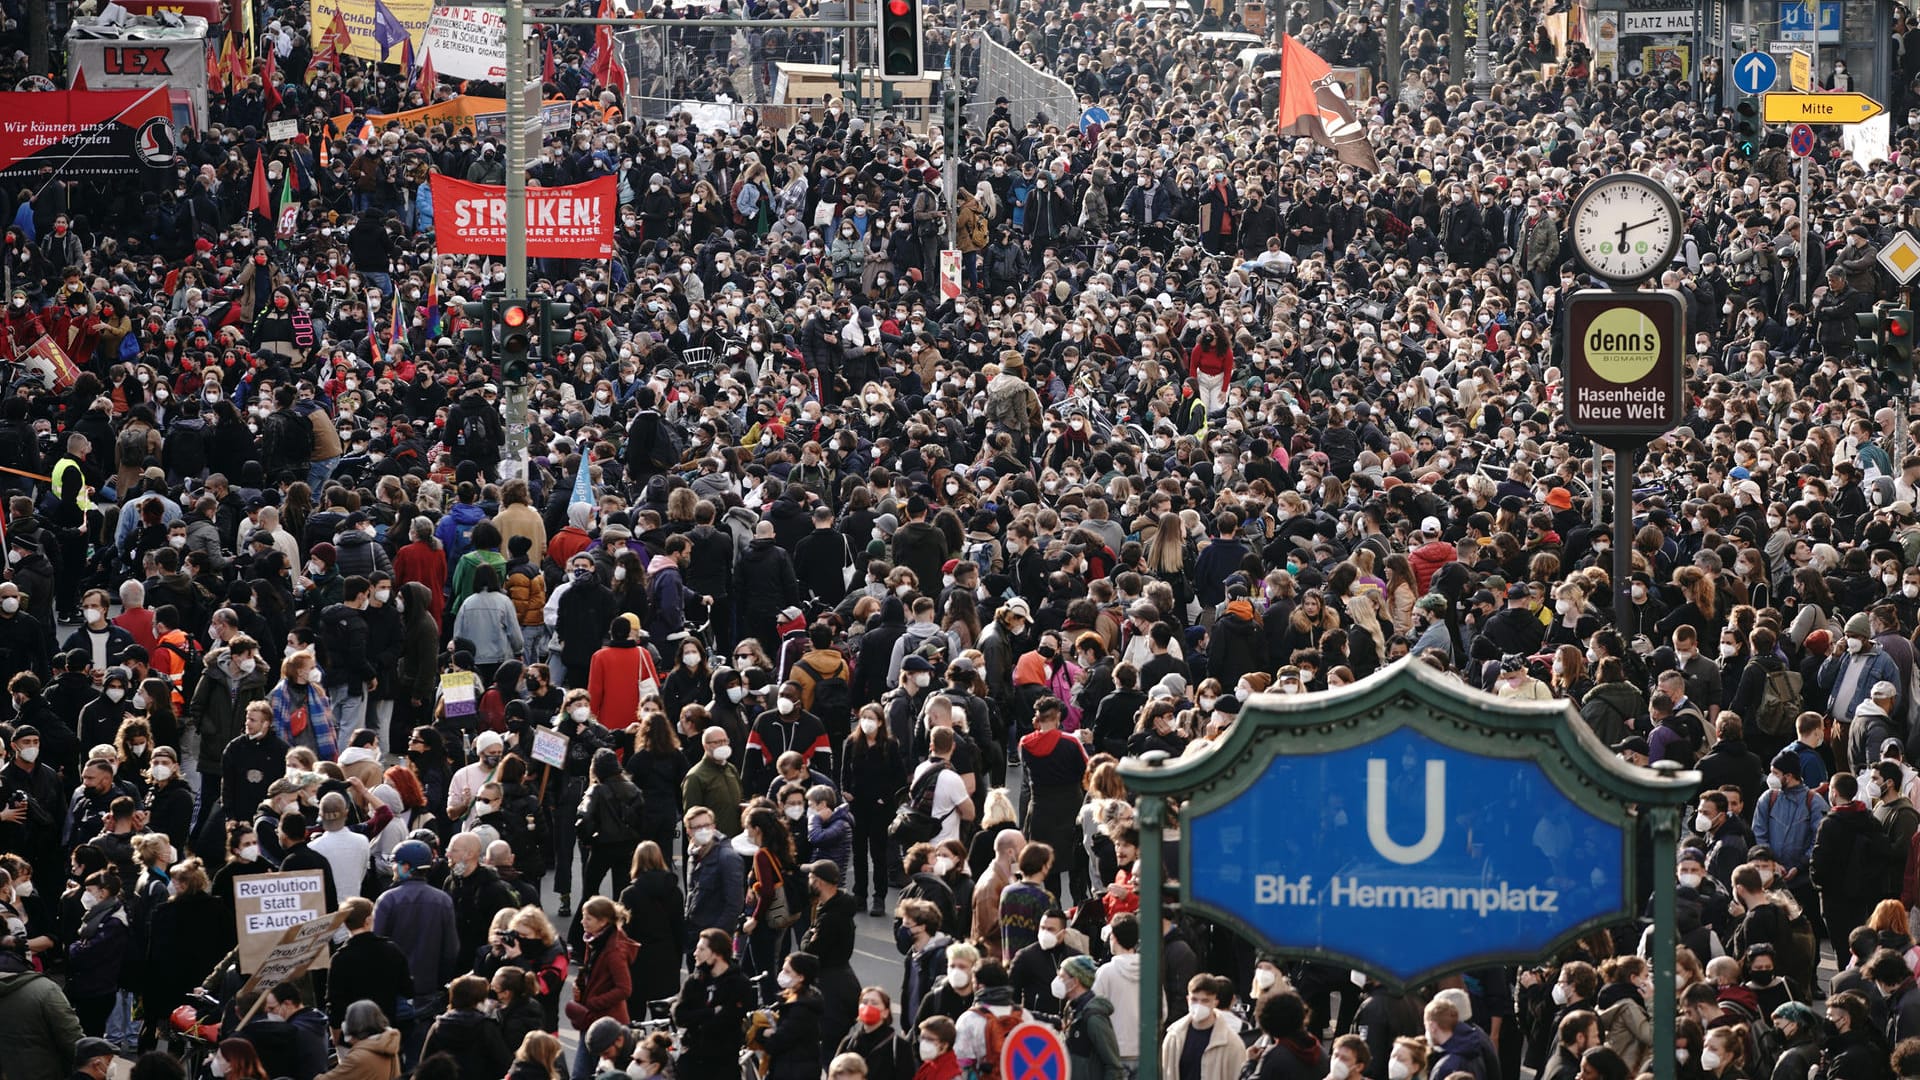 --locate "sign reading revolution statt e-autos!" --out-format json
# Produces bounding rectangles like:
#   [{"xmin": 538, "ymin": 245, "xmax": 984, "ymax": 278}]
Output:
[{"xmin": 1563, "ymin": 289, "xmax": 1686, "ymax": 442}]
